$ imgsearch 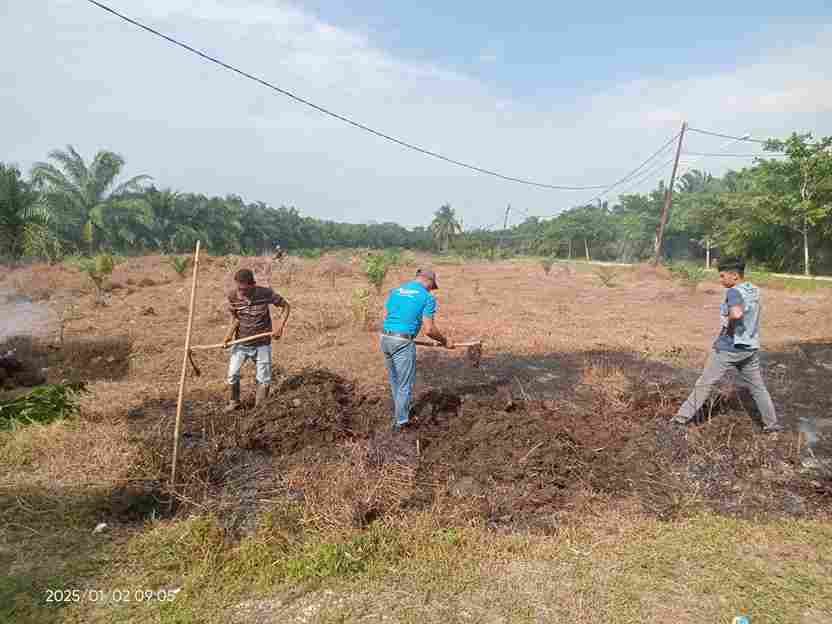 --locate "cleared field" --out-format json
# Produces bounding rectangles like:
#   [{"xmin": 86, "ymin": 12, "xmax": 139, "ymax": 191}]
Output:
[{"xmin": 1, "ymin": 255, "xmax": 831, "ymax": 624}]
